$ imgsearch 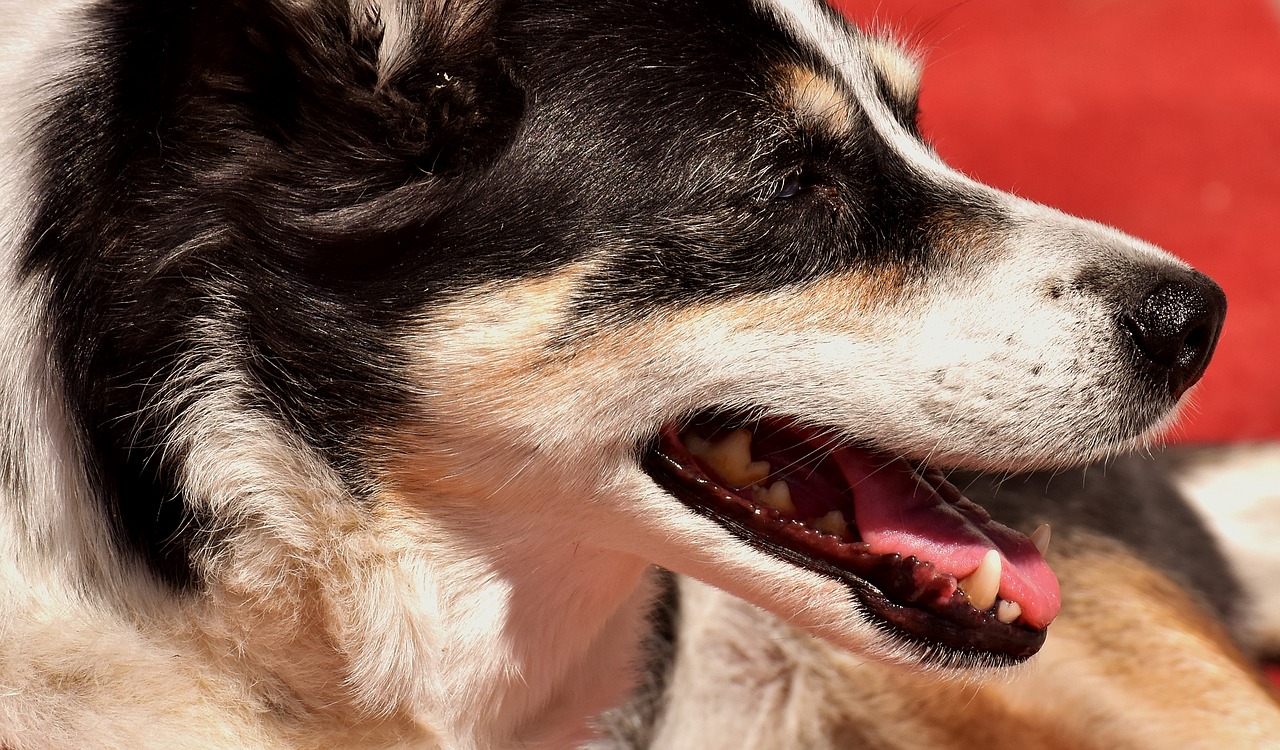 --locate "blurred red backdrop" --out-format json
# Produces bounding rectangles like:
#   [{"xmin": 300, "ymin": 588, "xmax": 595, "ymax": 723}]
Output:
[{"xmin": 831, "ymin": 0, "xmax": 1280, "ymax": 443}]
